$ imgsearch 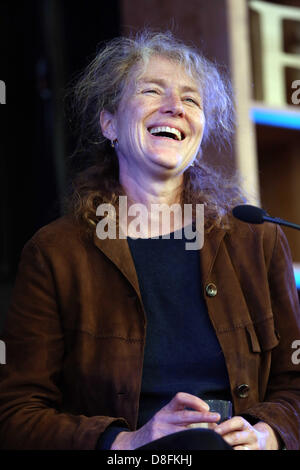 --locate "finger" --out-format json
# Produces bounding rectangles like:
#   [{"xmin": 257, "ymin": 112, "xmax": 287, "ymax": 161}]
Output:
[
  {"xmin": 220, "ymin": 429, "xmax": 256, "ymax": 448},
  {"xmin": 207, "ymin": 422, "xmax": 218, "ymax": 430},
  {"xmin": 187, "ymin": 421, "xmax": 219, "ymax": 430},
  {"xmin": 234, "ymin": 445, "xmax": 251, "ymax": 451},
  {"xmin": 215, "ymin": 416, "xmax": 249, "ymax": 436},
  {"xmin": 166, "ymin": 392, "xmax": 210, "ymax": 412},
  {"xmin": 166, "ymin": 409, "xmax": 221, "ymax": 426}
]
